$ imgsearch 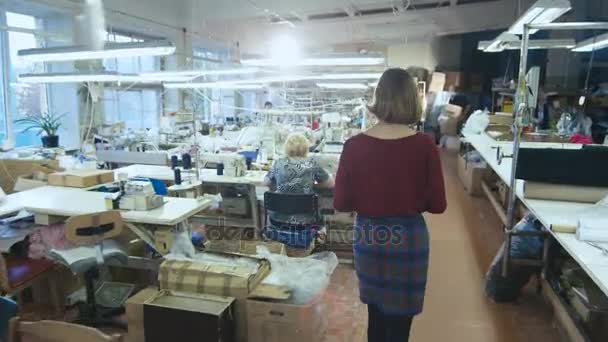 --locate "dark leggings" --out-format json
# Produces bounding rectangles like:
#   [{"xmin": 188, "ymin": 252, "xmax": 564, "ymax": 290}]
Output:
[{"xmin": 368, "ymin": 304, "xmax": 414, "ymax": 342}]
